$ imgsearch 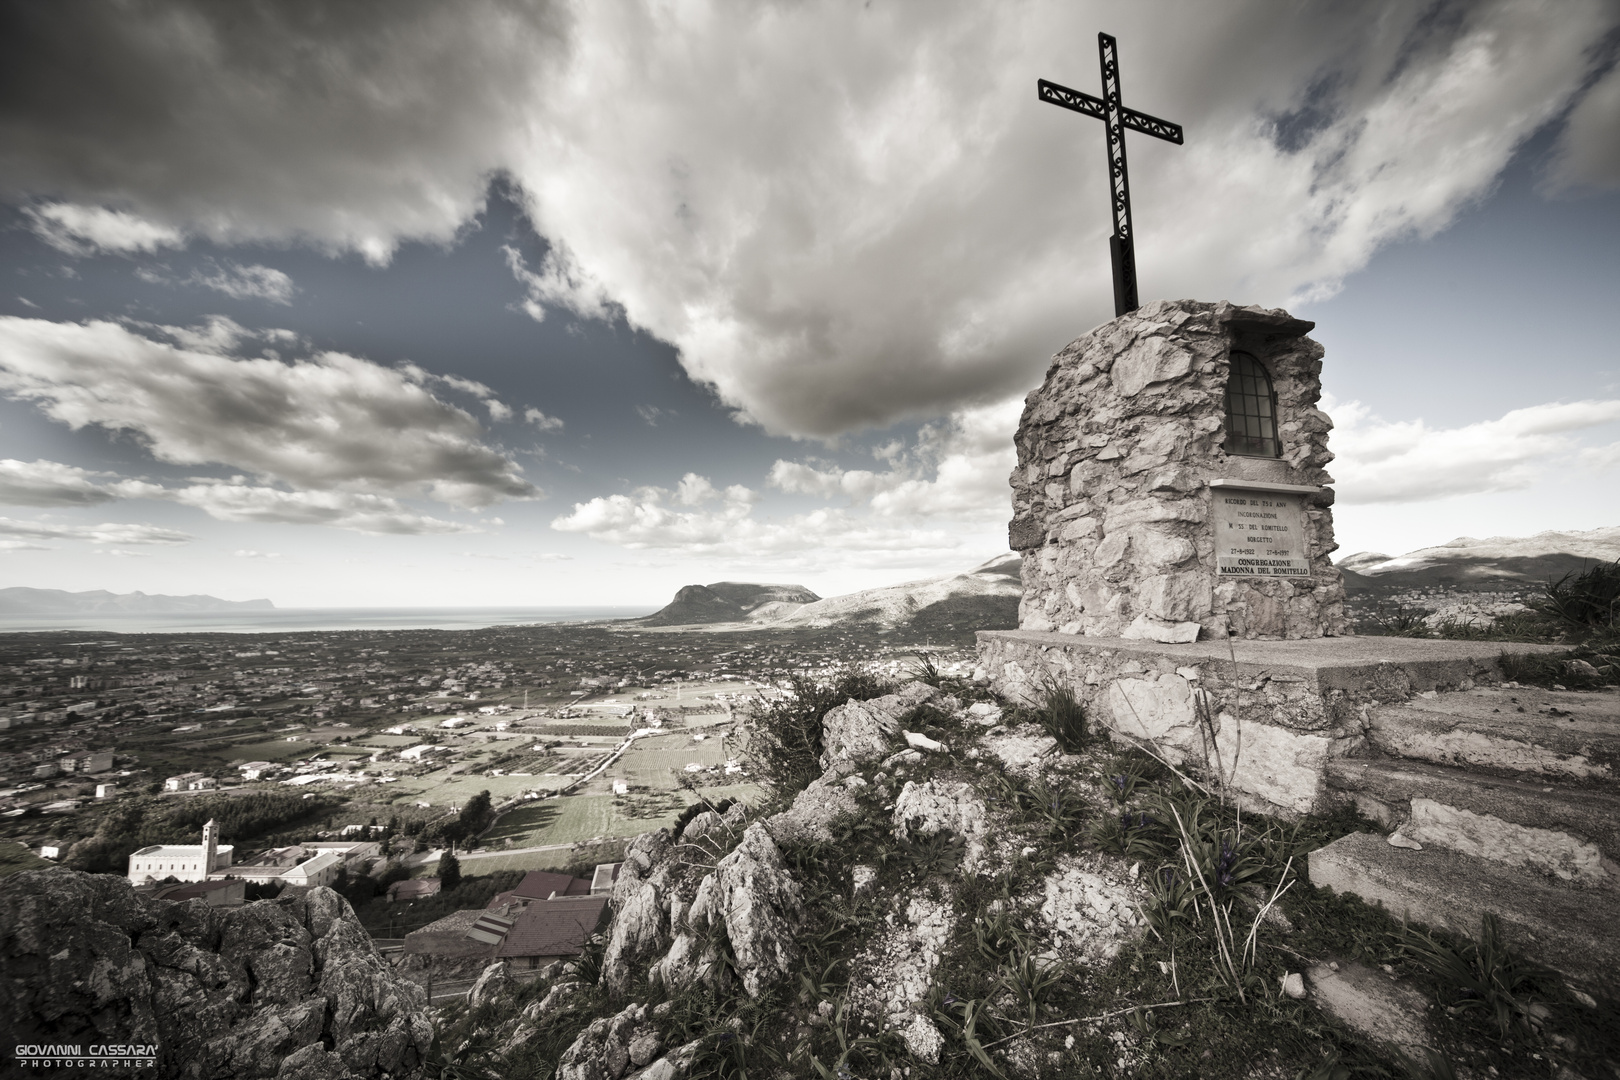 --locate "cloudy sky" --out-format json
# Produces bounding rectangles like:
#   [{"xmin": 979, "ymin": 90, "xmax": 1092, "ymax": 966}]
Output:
[{"xmin": 0, "ymin": 0, "xmax": 1617, "ymax": 608}]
